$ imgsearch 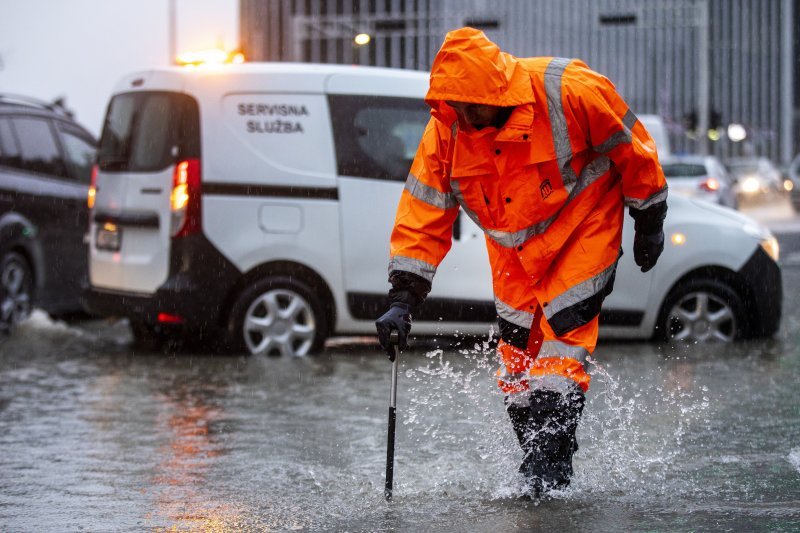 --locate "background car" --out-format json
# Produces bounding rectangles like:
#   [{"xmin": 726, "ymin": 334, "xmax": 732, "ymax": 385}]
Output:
[
  {"xmin": 660, "ymin": 155, "xmax": 737, "ymax": 209},
  {"xmin": 788, "ymin": 153, "xmax": 800, "ymax": 212},
  {"xmin": 0, "ymin": 94, "xmax": 96, "ymax": 332},
  {"xmin": 725, "ymin": 156, "xmax": 784, "ymax": 204}
]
